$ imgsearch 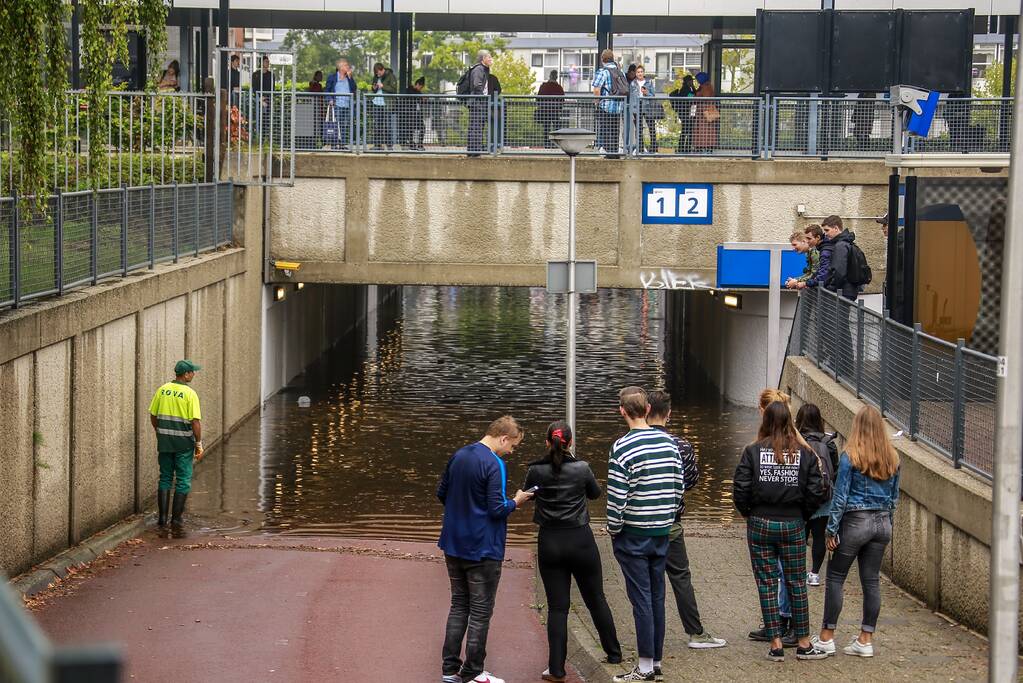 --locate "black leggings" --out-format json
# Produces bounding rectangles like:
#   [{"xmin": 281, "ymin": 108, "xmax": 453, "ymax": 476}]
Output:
[
  {"xmin": 538, "ymin": 525, "xmax": 621, "ymax": 677},
  {"xmin": 806, "ymin": 516, "xmax": 828, "ymax": 574}
]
